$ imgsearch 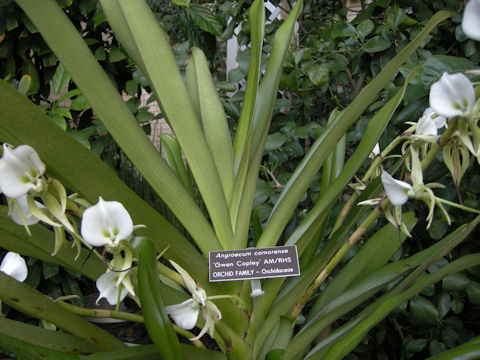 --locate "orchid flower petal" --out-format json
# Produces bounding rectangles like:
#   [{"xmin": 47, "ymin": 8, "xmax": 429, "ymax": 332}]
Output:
[
  {"xmin": 81, "ymin": 197, "xmax": 133, "ymax": 247},
  {"xmin": 462, "ymin": 0, "xmax": 480, "ymax": 41},
  {"xmin": 165, "ymin": 299, "xmax": 199, "ymax": 330},
  {"xmin": 10, "ymin": 195, "xmax": 41, "ymax": 226},
  {"xmin": 369, "ymin": 143, "xmax": 381, "ymax": 158},
  {"xmin": 0, "ymin": 252, "xmax": 28, "ymax": 282},
  {"xmin": 381, "ymin": 171, "xmax": 412, "ymax": 206},
  {"xmin": 170, "ymin": 260, "xmax": 207, "ymax": 306},
  {"xmin": 0, "ymin": 144, "xmax": 46, "ymax": 198},
  {"xmin": 96, "ymin": 270, "xmax": 128, "ymax": 305},
  {"xmin": 429, "ymin": 73, "xmax": 475, "ymax": 118},
  {"xmin": 416, "ymin": 108, "xmax": 445, "ymax": 137},
  {"xmin": 190, "ymin": 301, "xmax": 222, "ymax": 341}
]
